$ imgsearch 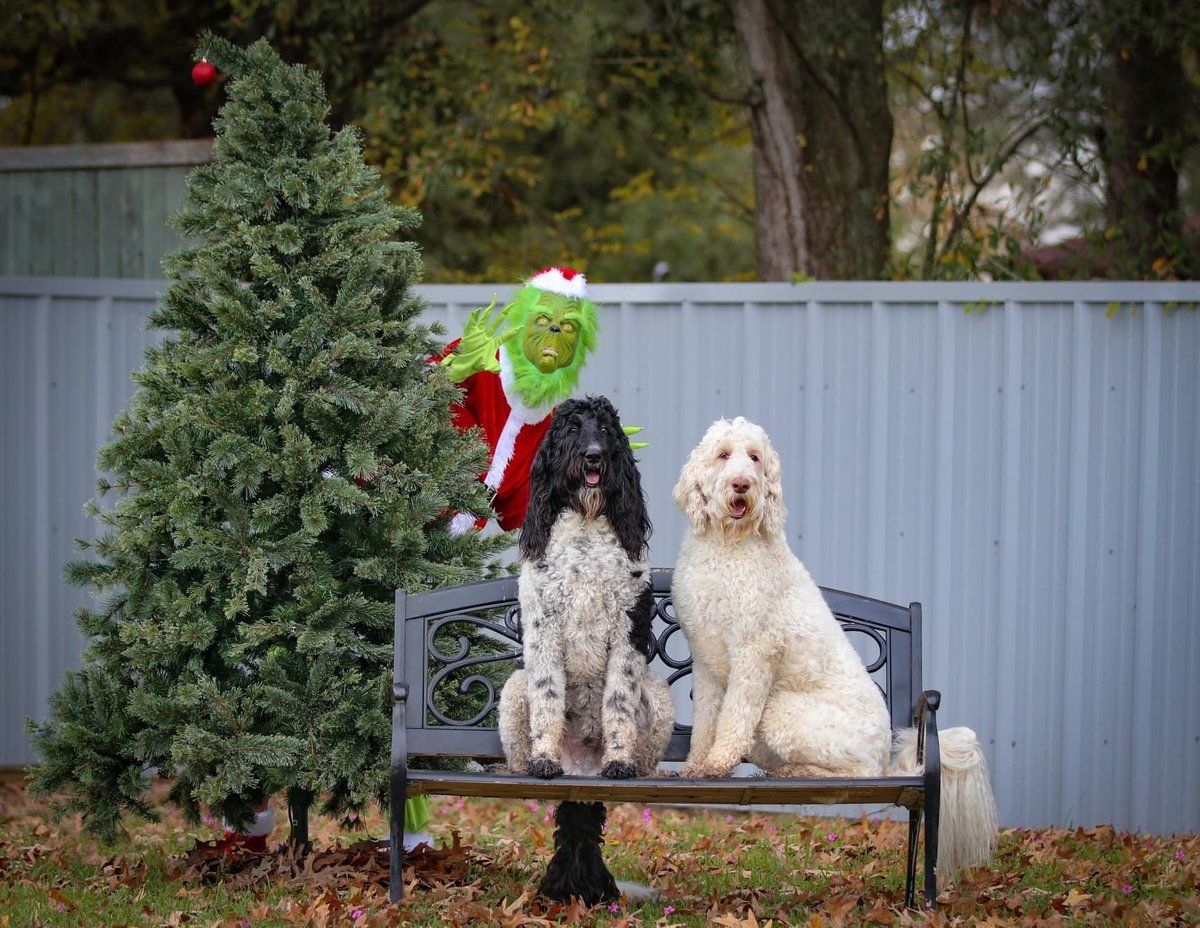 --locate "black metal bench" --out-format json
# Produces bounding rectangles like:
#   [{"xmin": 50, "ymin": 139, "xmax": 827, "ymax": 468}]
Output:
[{"xmin": 390, "ymin": 568, "xmax": 944, "ymax": 907}]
